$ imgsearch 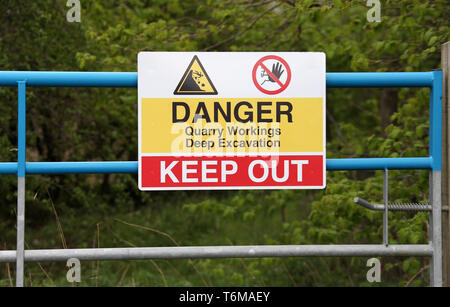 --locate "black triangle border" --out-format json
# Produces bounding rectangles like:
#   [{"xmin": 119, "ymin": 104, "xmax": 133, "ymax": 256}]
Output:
[{"xmin": 173, "ymin": 55, "xmax": 218, "ymax": 95}]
